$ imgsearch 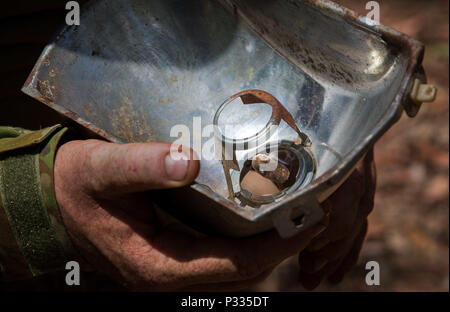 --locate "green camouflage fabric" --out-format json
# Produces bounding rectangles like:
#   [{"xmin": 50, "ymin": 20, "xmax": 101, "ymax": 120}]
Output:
[
  {"xmin": 0, "ymin": 124, "xmax": 76, "ymax": 281},
  {"xmin": 38, "ymin": 127, "xmax": 77, "ymax": 265}
]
